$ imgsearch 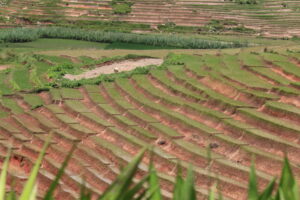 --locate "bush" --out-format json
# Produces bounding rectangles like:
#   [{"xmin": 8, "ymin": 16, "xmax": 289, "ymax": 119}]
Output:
[{"xmin": 48, "ymin": 63, "xmax": 75, "ymax": 79}]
